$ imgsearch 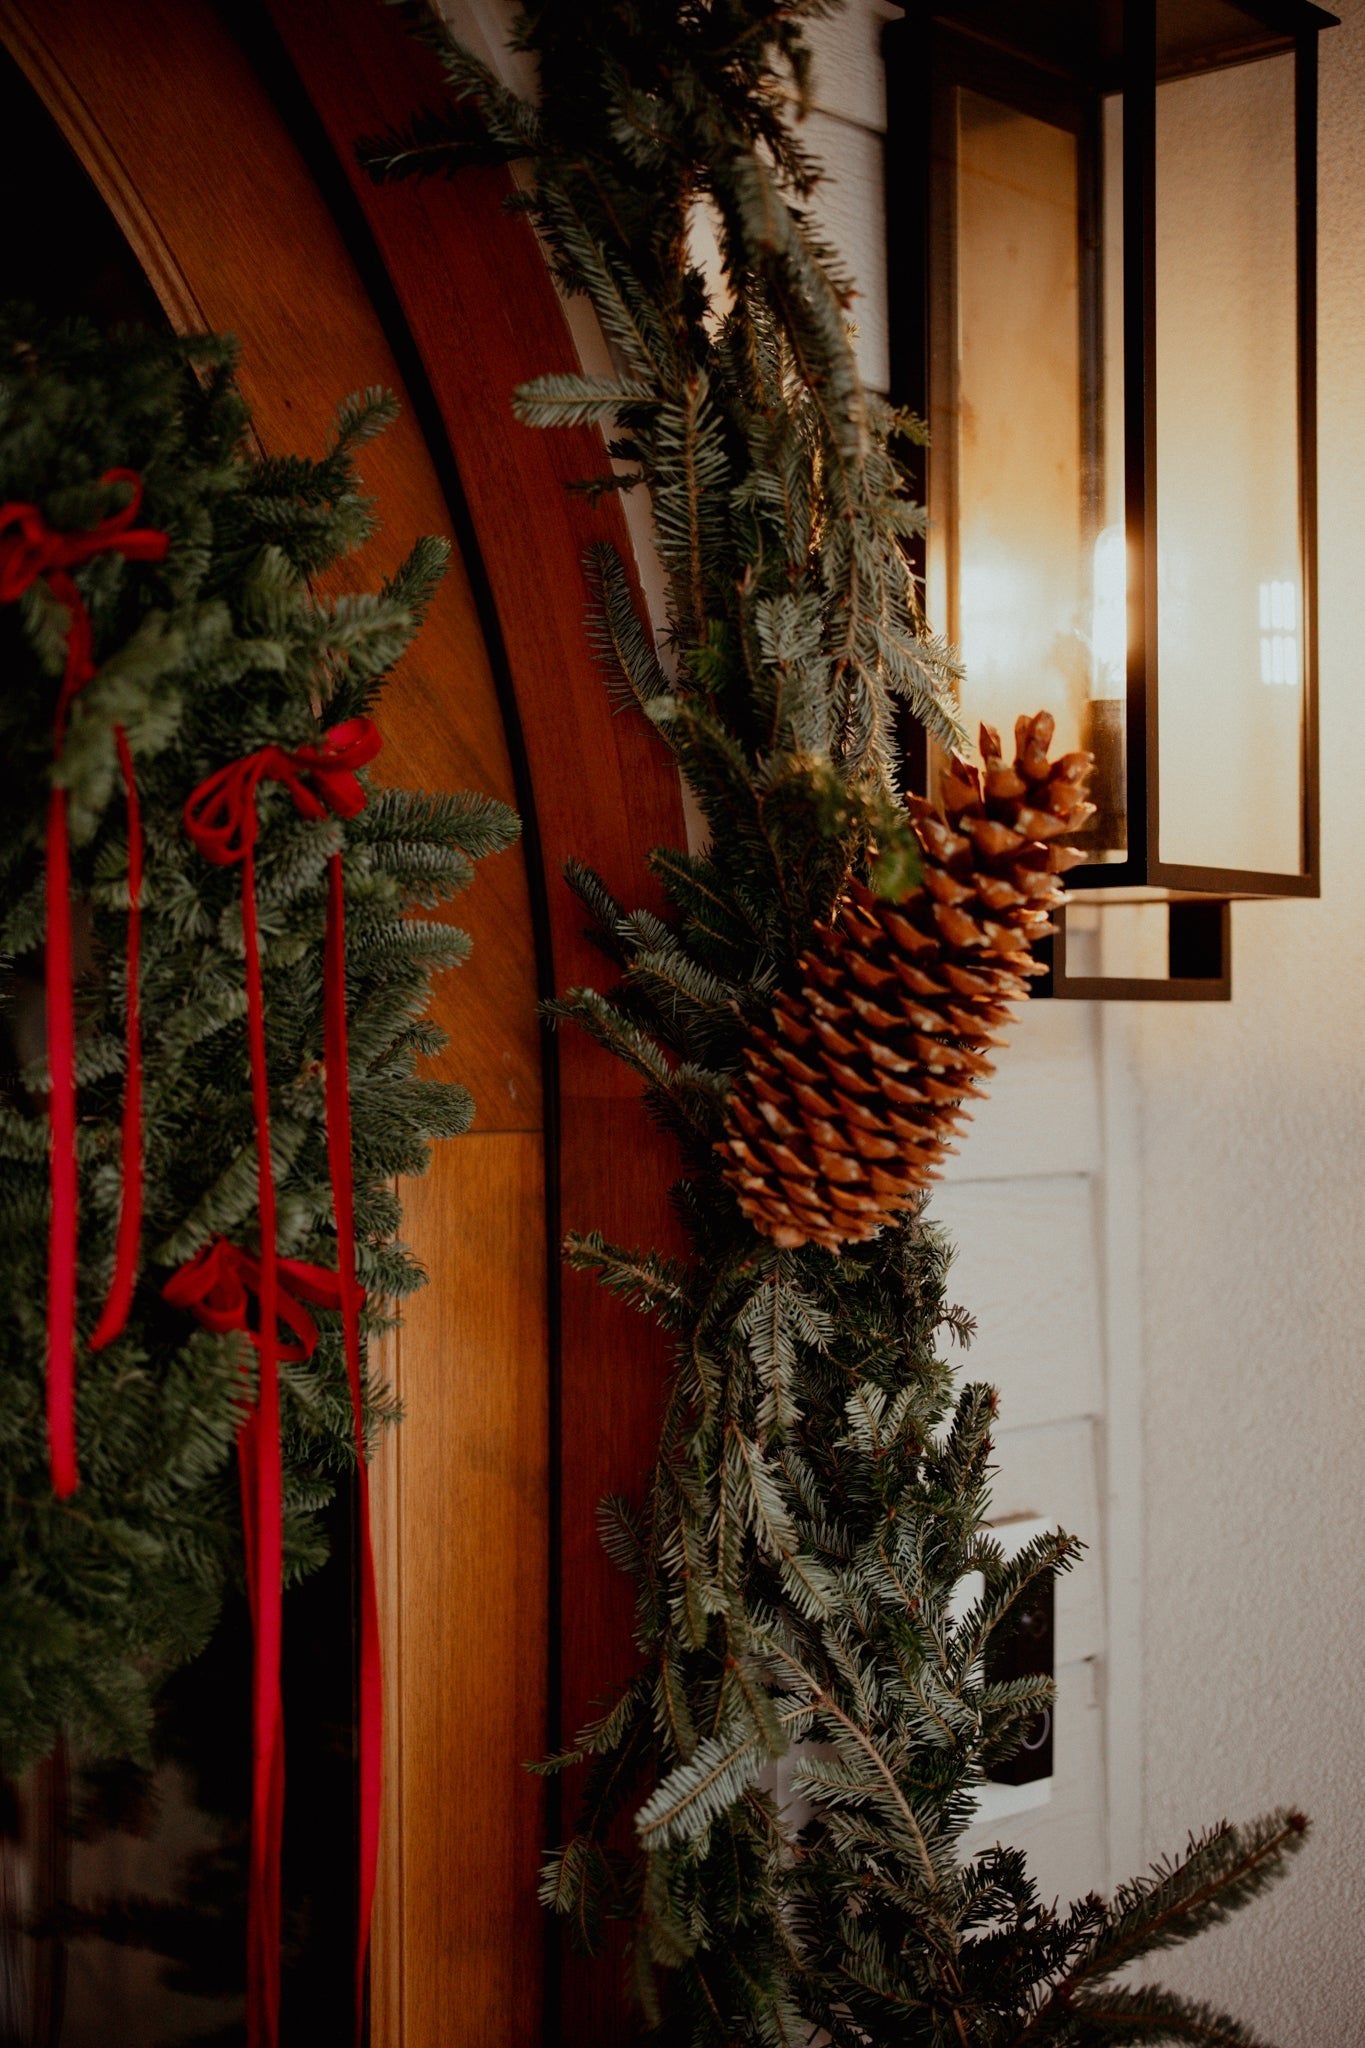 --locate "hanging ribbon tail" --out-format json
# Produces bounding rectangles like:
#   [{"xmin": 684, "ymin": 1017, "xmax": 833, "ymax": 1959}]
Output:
[
  {"xmin": 324, "ymin": 853, "xmax": 382, "ymax": 2041},
  {"xmin": 237, "ymin": 1401, "xmax": 285, "ymax": 2048},
  {"xmin": 45, "ymin": 787, "xmax": 78, "ymax": 1500},
  {"xmin": 240, "ymin": 845, "xmax": 284, "ymax": 2048},
  {"xmin": 234, "ymin": 1329, "xmax": 277, "ymax": 2048},
  {"xmin": 174, "ymin": 716, "xmax": 382, "ymax": 2044},
  {"xmin": 3, "ymin": 469, "xmax": 171, "ymax": 1499},
  {"xmin": 168, "ymin": 1236, "xmax": 350, "ymax": 2043},
  {"xmin": 243, "ymin": 1362, "xmax": 285, "ymax": 2048},
  {"xmin": 355, "ymin": 1477, "xmax": 380, "ymax": 2043},
  {"xmin": 233, "ymin": 1409, "xmax": 274, "ymax": 2048},
  {"xmin": 89, "ymin": 725, "xmax": 143, "ymax": 1354}
]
